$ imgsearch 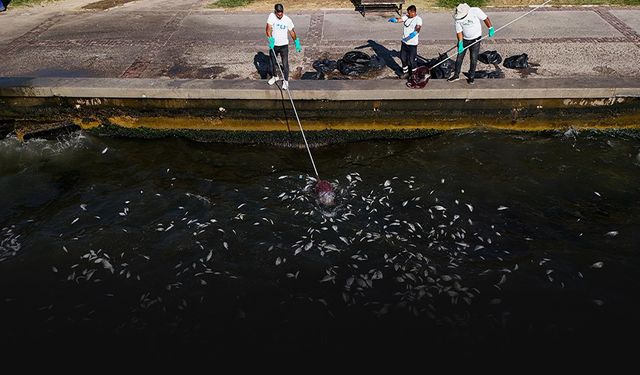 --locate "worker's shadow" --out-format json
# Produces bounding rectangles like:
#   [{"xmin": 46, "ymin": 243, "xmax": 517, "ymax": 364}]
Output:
[
  {"xmin": 253, "ymin": 52, "xmax": 272, "ymax": 79},
  {"xmin": 355, "ymin": 40, "xmax": 402, "ymax": 77}
]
